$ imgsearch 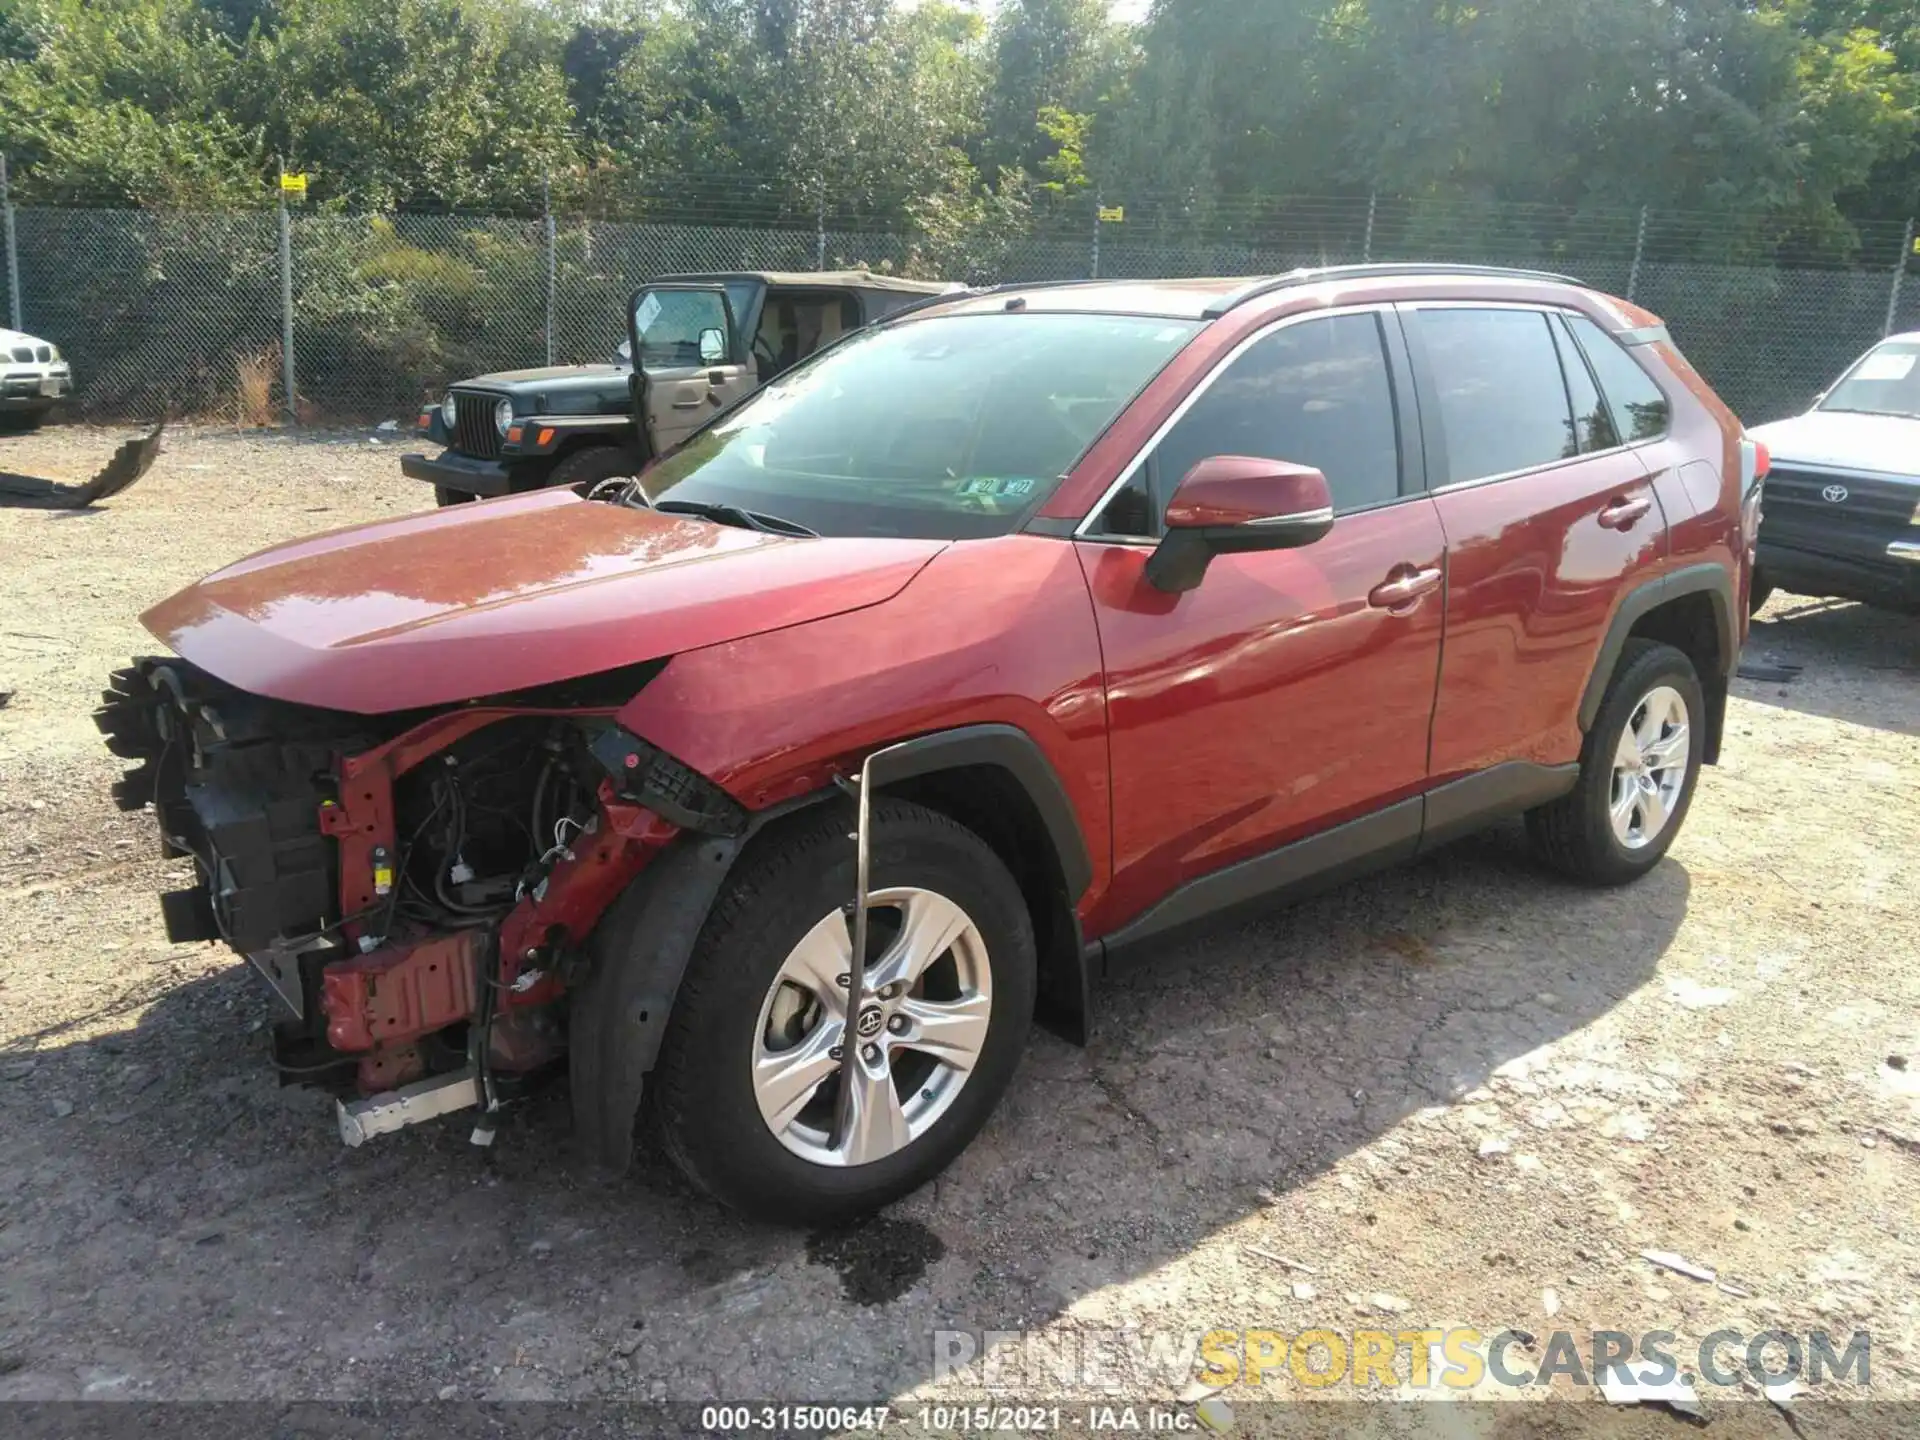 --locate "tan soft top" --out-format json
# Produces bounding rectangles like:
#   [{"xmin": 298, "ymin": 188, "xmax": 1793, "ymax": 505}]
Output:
[{"xmin": 649, "ymin": 270, "xmax": 955, "ymax": 295}]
